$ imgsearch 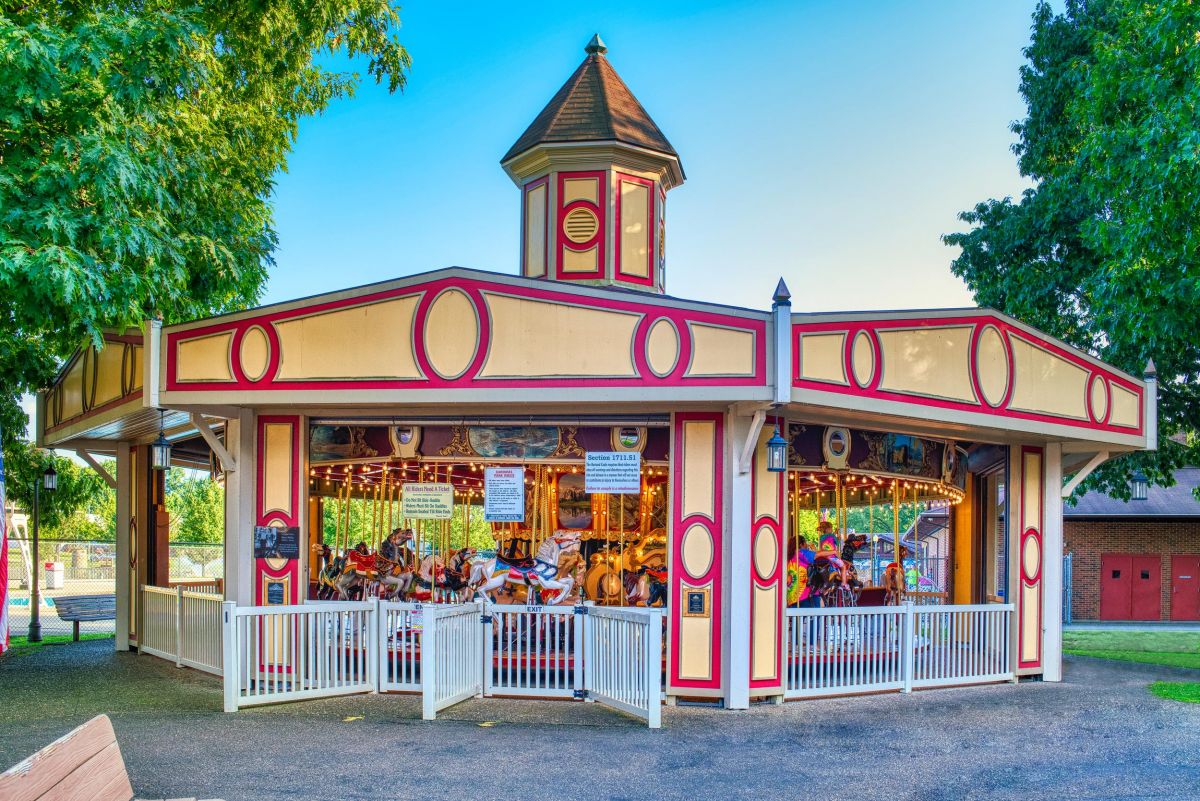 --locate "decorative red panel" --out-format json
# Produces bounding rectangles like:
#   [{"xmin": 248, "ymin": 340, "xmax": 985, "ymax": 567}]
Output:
[
  {"xmin": 255, "ymin": 415, "xmax": 301, "ymax": 607},
  {"xmin": 750, "ymin": 415, "xmax": 785, "ymax": 689},
  {"xmin": 555, "ymin": 171, "xmax": 606, "ymax": 280},
  {"xmin": 614, "ymin": 172, "xmax": 655, "ymax": 288}
]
